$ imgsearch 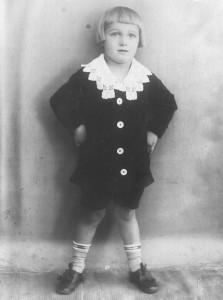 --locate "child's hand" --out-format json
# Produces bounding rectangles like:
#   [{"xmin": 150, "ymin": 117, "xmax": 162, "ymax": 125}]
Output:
[
  {"xmin": 147, "ymin": 131, "xmax": 158, "ymax": 154},
  {"xmin": 74, "ymin": 125, "xmax": 87, "ymax": 146}
]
